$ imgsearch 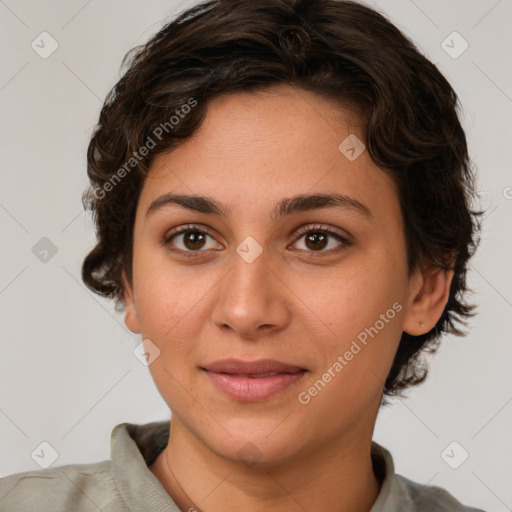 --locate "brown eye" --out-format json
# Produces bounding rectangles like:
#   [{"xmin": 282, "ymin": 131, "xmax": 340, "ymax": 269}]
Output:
[
  {"xmin": 163, "ymin": 224, "xmax": 222, "ymax": 257},
  {"xmin": 303, "ymin": 232, "xmax": 329, "ymax": 251},
  {"xmin": 162, "ymin": 223, "xmax": 352, "ymax": 260},
  {"xmin": 182, "ymin": 231, "xmax": 207, "ymax": 250},
  {"xmin": 292, "ymin": 224, "xmax": 352, "ymax": 255}
]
